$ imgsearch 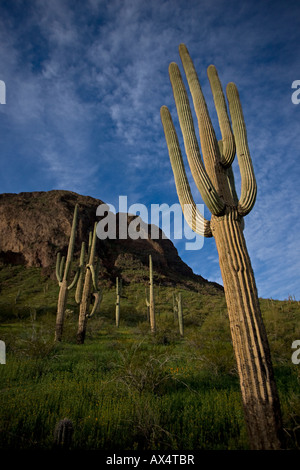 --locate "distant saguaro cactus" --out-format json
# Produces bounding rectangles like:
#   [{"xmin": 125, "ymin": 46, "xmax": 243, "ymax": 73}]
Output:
[
  {"xmin": 160, "ymin": 44, "xmax": 283, "ymax": 450},
  {"xmin": 55, "ymin": 204, "xmax": 79, "ymax": 342},
  {"xmin": 53, "ymin": 418, "xmax": 74, "ymax": 450},
  {"xmin": 147, "ymin": 255, "xmax": 155, "ymax": 334},
  {"xmin": 115, "ymin": 276, "xmax": 122, "ymax": 327},
  {"xmin": 76, "ymin": 222, "xmax": 102, "ymax": 344},
  {"xmin": 173, "ymin": 292, "xmax": 184, "ymax": 337},
  {"xmin": 145, "ymin": 287, "xmax": 150, "ymax": 321}
]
